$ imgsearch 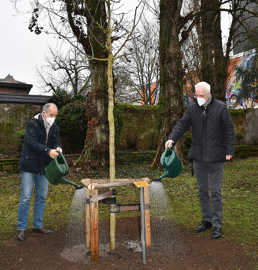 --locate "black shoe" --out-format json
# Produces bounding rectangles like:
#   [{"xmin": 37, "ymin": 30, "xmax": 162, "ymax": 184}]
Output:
[
  {"xmin": 17, "ymin": 230, "xmax": 25, "ymax": 241},
  {"xmin": 212, "ymin": 228, "xmax": 222, "ymax": 239},
  {"xmin": 32, "ymin": 228, "xmax": 54, "ymax": 234},
  {"xmin": 193, "ymin": 221, "xmax": 212, "ymax": 233}
]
